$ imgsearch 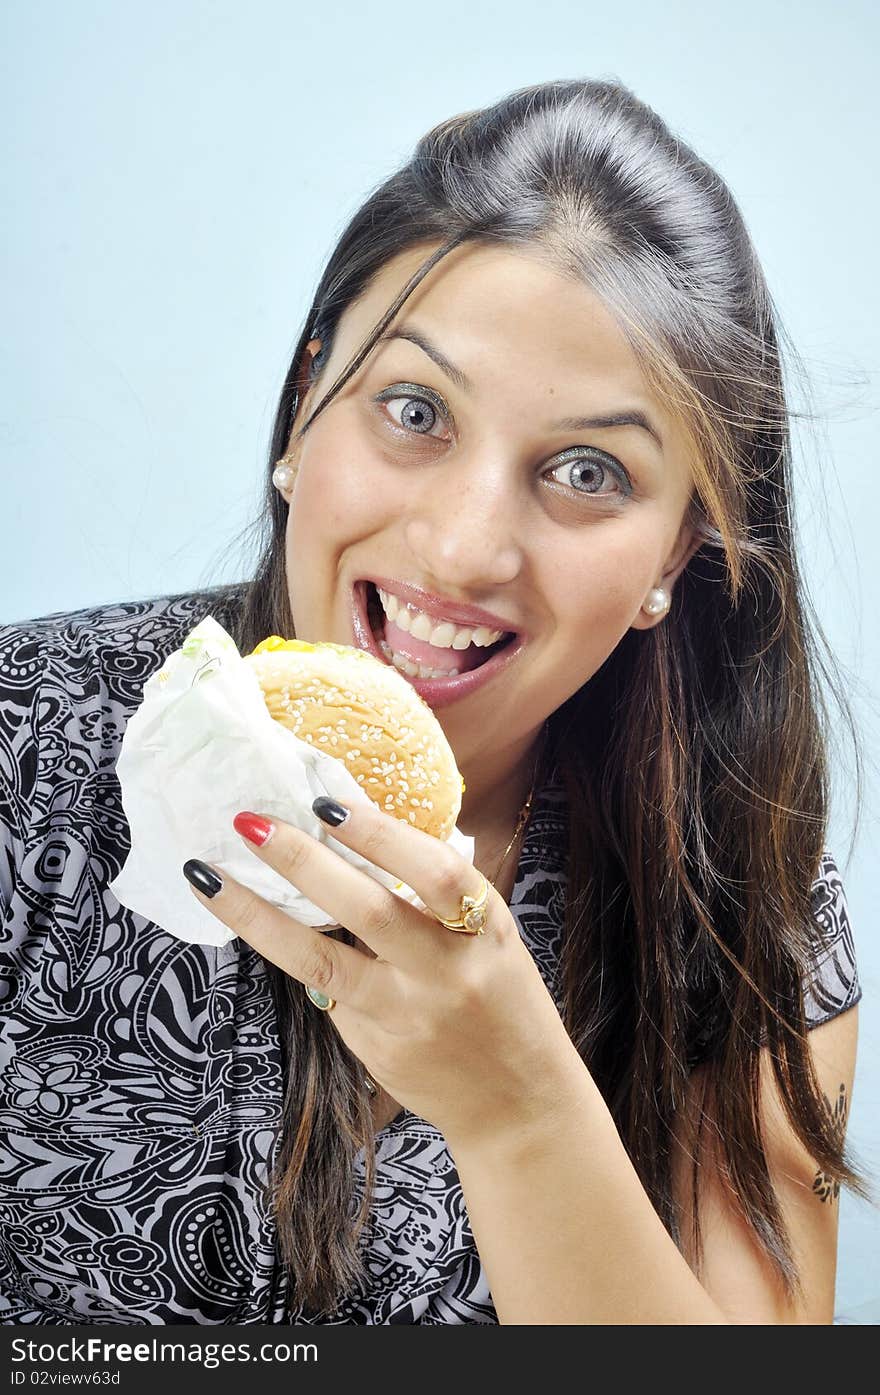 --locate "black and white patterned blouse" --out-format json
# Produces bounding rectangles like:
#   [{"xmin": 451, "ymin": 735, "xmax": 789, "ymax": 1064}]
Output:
[{"xmin": 0, "ymin": 590, "xmax": 862, "ymax": 1324}]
